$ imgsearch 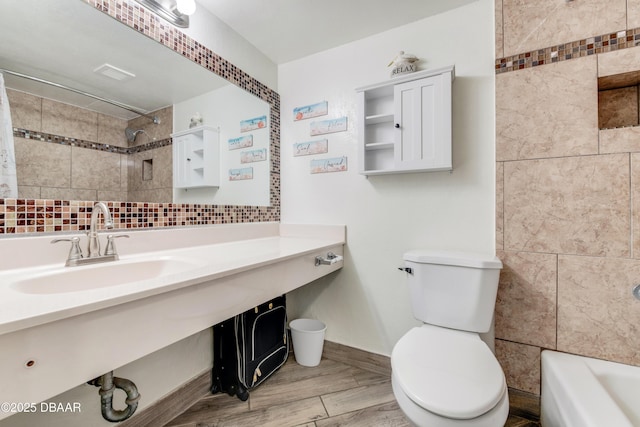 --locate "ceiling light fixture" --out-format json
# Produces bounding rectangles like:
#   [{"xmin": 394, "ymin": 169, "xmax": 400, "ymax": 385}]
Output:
[{"xmin": 132, "ymin": 0, "xmax": 196, "ymax": 28}]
